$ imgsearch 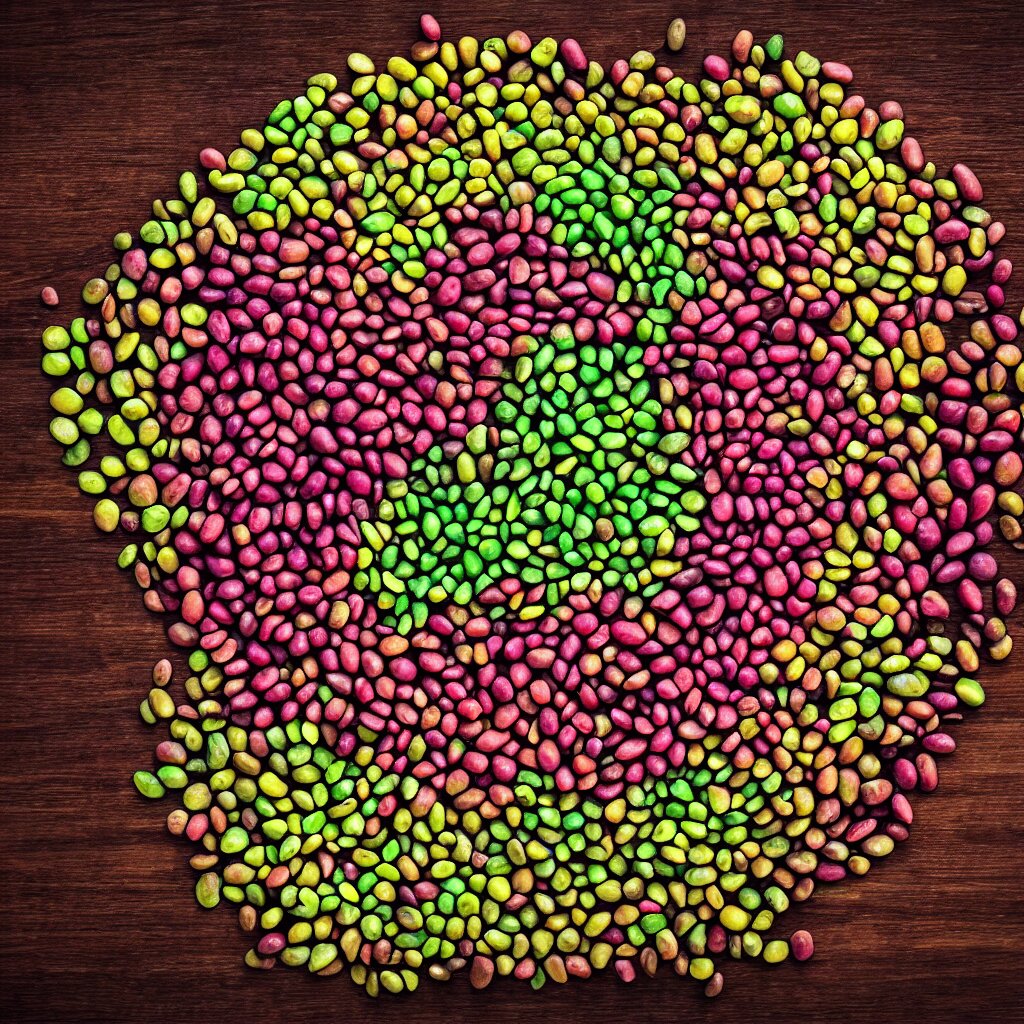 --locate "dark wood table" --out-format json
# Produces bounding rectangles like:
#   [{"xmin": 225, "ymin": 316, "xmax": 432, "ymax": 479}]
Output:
[{"xmin": 2, "ymin": 1, "xmax": 1022, "ymax": 1021}]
